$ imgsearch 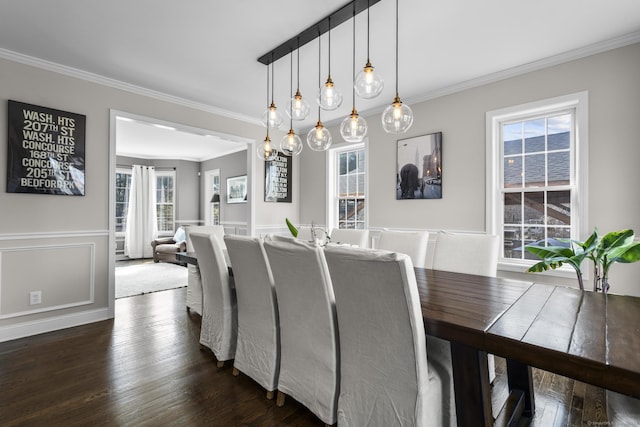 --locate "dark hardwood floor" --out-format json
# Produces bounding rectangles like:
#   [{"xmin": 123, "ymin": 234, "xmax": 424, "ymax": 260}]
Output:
[{"xmin": 0, "ymin": 287, "xmax": 631, "ymax": 426}]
